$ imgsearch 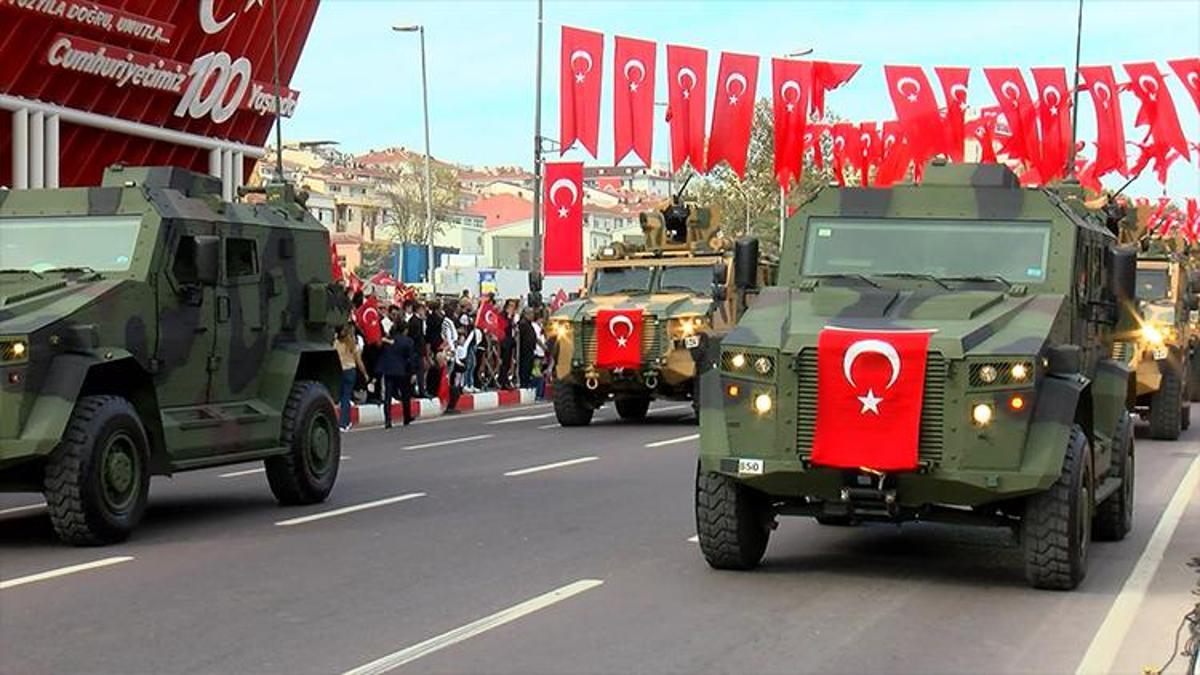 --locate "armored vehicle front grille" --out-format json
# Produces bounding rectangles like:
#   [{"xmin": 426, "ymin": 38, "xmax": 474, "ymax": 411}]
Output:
[
  {"xmin": 1111, "ymin": 341, "xmax": 1134, "ymax": 363},
  {"xmin": 795, "ymin": 350, "xmax": 947, "ymax": 466},
  {"xmin": 581, "ymin": 316, "xmax": 661, "ymax": 364}
]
